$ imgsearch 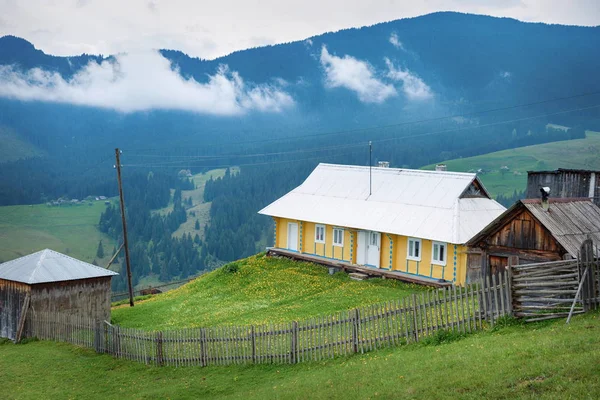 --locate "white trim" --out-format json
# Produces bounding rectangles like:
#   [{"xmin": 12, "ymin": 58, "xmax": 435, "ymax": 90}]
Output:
[
  {"xmin": 287, "ymin": 222, "xmax": 299, "ymax": 251},
  {"xmin": 333, "ymin": 228, "xmax": 344, "ymax": 247},
  {"xmin": 407, "ymin": 237, "xmax": 421, "ymax": 261},
  {"xmin": 432, "ymin": 241, "xmax": 447, "ymax": 266},
  {"xmin": 315, "ymin": 224, "xmax": 326, "ymax": 243}
]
